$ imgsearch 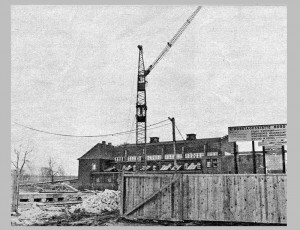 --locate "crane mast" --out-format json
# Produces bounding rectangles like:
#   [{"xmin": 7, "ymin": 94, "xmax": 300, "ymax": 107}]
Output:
[{"xmin": 136, "ymin": 6, "xmax": 201, "ymax": 146}]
